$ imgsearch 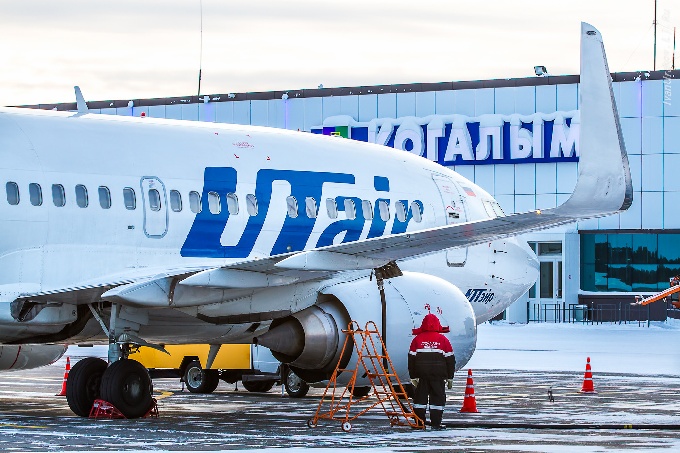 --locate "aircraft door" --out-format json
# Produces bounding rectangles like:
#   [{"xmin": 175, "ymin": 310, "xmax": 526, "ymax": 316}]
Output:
[
  {"xmin": 432, "ymin": 175, "xmax": 468, "ymax": 267},
  {"xmin": 141, "ymin": 177, "xmax": 168, "ymax": 238}
]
